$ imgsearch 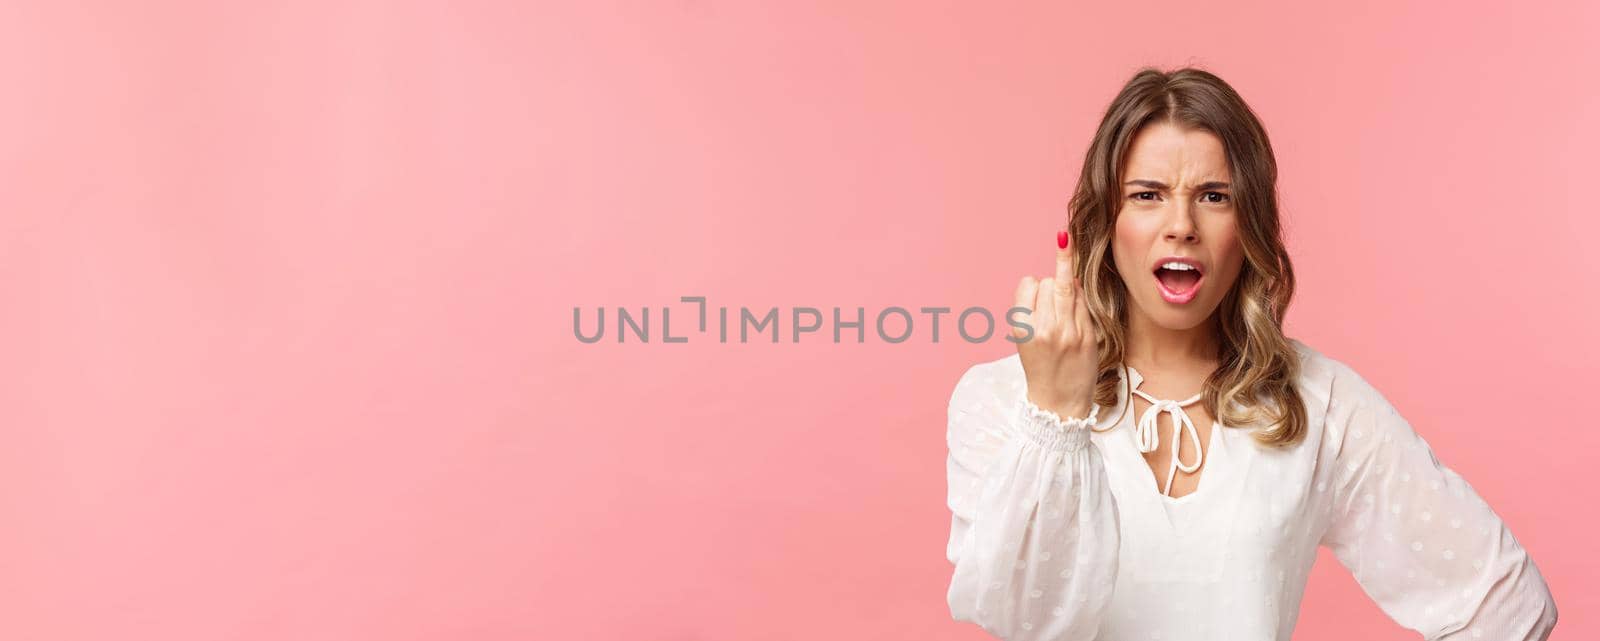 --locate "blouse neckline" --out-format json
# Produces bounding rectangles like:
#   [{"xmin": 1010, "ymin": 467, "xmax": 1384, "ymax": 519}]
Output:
[{"xmin": 1118, "ymin": 364, "xmax": 1218, "ymax": 501}]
